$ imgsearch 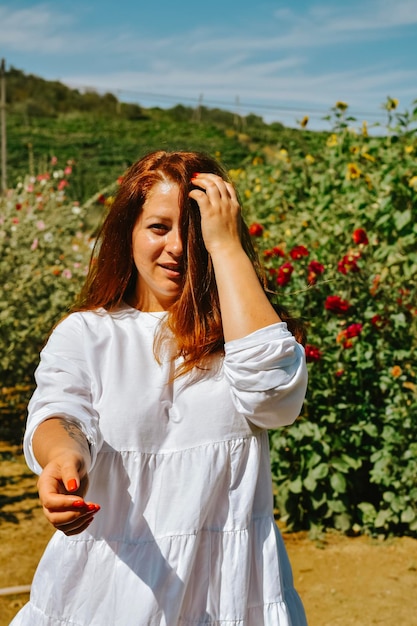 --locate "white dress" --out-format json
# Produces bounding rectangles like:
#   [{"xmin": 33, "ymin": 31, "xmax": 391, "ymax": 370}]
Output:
[{"xmin": 12, "ymin": 304, "xmax": 308, "ymax": 626}]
